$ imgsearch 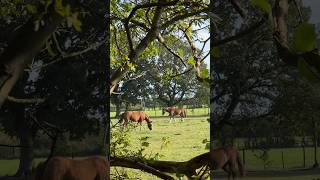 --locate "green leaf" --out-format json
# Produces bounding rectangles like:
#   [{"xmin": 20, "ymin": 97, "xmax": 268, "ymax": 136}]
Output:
[
  {"xmin": 25, "ymin": 4, "xmax": 37, "ymax": 14},
  {"xmin": 250, "ymin": 0, "xmax": 272, "ymax": 13},
  {"xmin": 54, "ymin": 0, "xmax": 71, "ymax": 17},
  {"xmin": 293, "ymin": 22, "xmax": 316, "ymax": 52},
  {"xmin": 188, "ymin": 56, "xmax": 195, "ymax": 66},
  {"xmin": 297, "ymin": 58, "xmax": 319, "ymax": 82},
  {"xmin": 71, "ymin": 13, "xmax": 82, "ymax": 31},
  {"xmin": 177, "ymin": 48, "xmax": 184, "ymax": 57},
  {"xmin": 200, "ymin": 68, "xmax": 209, "ymax": 79}
]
